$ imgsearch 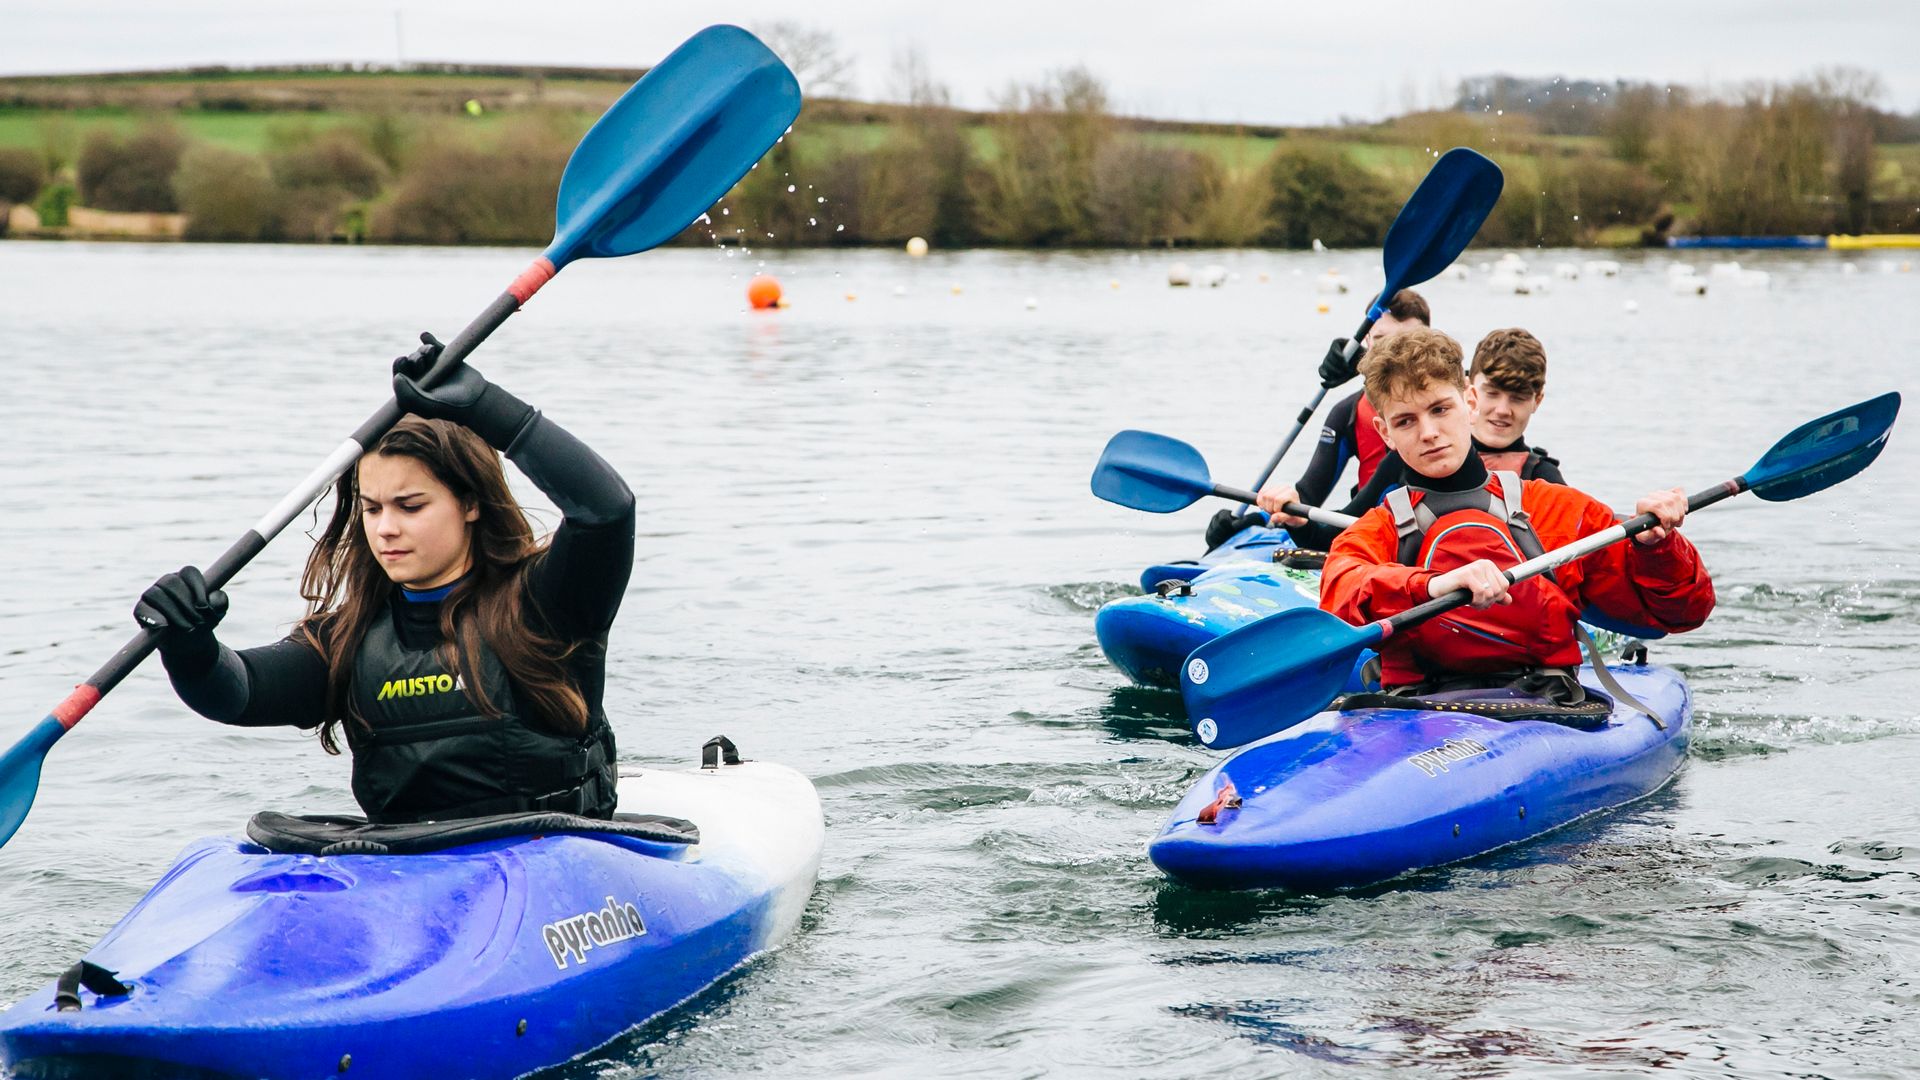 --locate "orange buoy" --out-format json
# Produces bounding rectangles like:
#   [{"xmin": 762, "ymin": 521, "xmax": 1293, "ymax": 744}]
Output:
[{"xmin": 747, "ymin": 274, "xmax": 782, "ymax": 310}]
